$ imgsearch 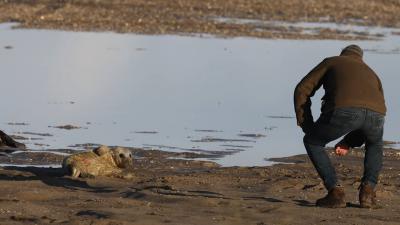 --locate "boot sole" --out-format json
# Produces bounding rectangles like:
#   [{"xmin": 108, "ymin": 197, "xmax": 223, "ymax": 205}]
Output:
[{"xmin": 316, "ymin": 202, "xmax": 346, "ymax": 208}]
